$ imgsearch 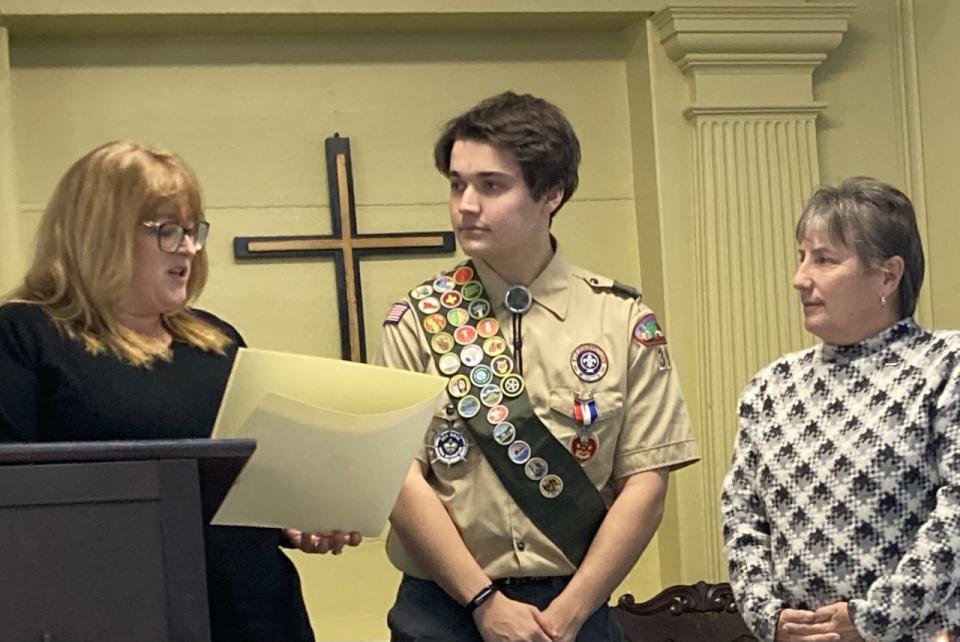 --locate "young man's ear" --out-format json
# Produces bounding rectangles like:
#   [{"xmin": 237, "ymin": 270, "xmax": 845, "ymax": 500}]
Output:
[{"xmin": 542, "ymin": 186, "xmax": 564, "ymax": 216}]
